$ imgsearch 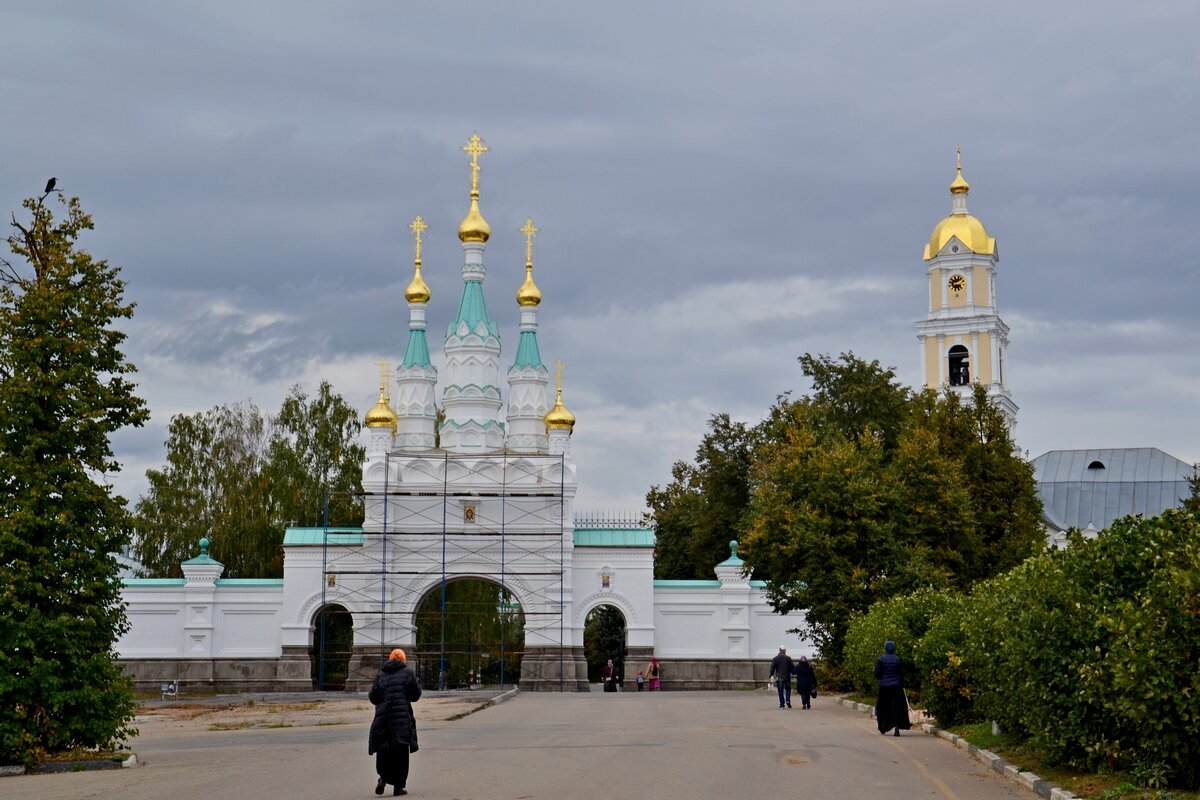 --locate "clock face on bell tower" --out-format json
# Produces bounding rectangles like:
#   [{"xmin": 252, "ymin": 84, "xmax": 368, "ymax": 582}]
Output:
[{"xmin": 948, "ymin": 274, "xmax": 965, "ymax": 293}]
